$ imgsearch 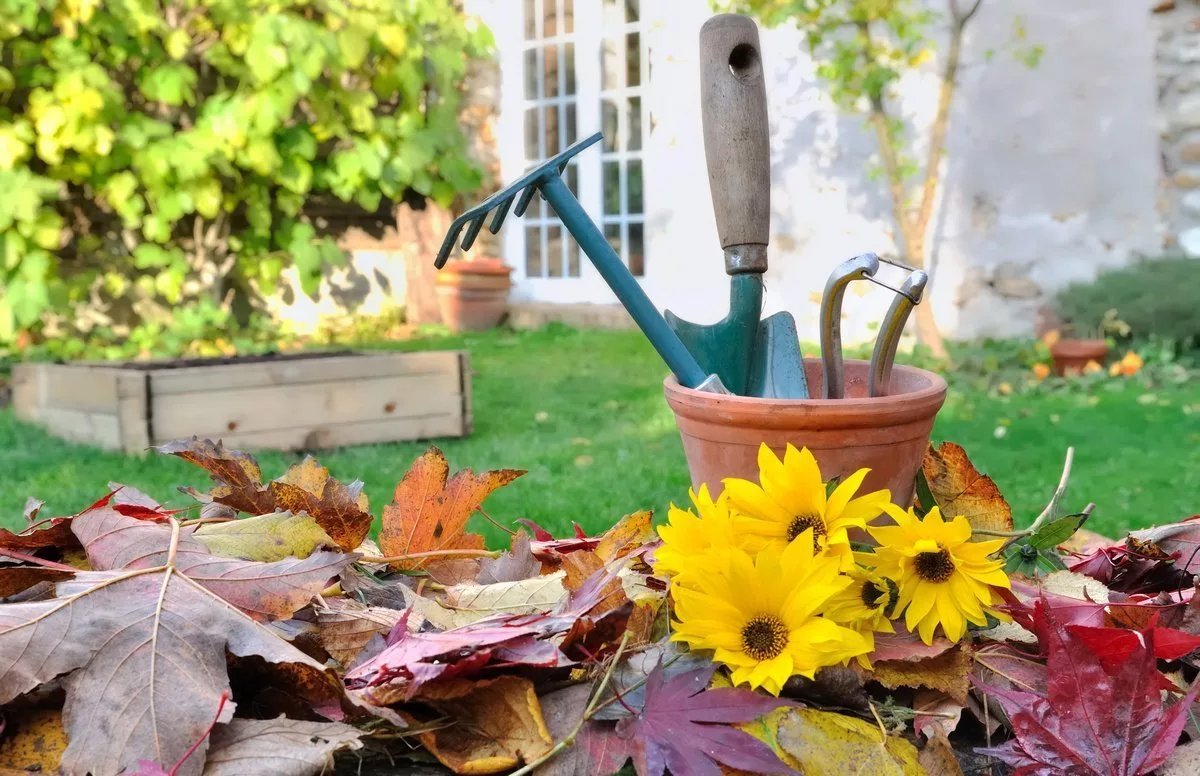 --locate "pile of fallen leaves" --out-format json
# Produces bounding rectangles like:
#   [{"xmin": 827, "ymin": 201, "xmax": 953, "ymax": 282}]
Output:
[{"xmin": 3, "ymin": 438, "xmax": 1200, "ymax": 775}]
